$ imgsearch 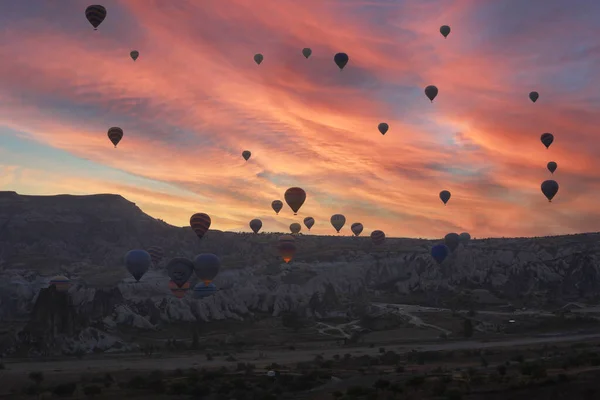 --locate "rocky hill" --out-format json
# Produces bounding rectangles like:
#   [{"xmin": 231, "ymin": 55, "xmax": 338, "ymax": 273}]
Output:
[{"xmin": 1, "ymin": 191, "xmax": 600, "ymax": 356}]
